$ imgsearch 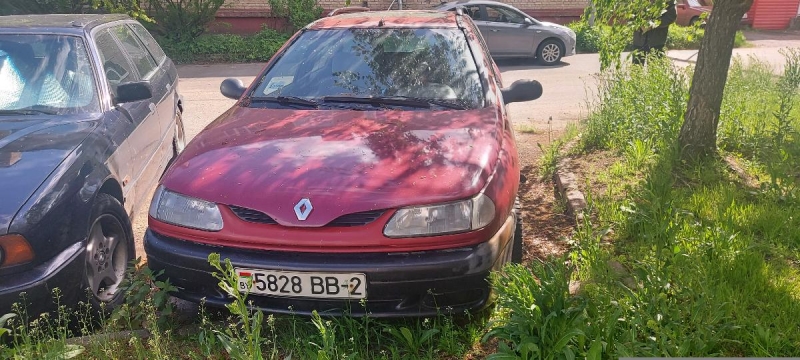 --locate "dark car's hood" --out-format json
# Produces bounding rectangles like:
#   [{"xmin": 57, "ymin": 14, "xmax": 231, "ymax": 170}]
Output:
[
  {"xmin": 0, "ymin": 116, "xmax": 96, "ymax": 234},
  {"xmin": 163, "ymin": 107, "xmax": 502, "ymax": 227}
]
